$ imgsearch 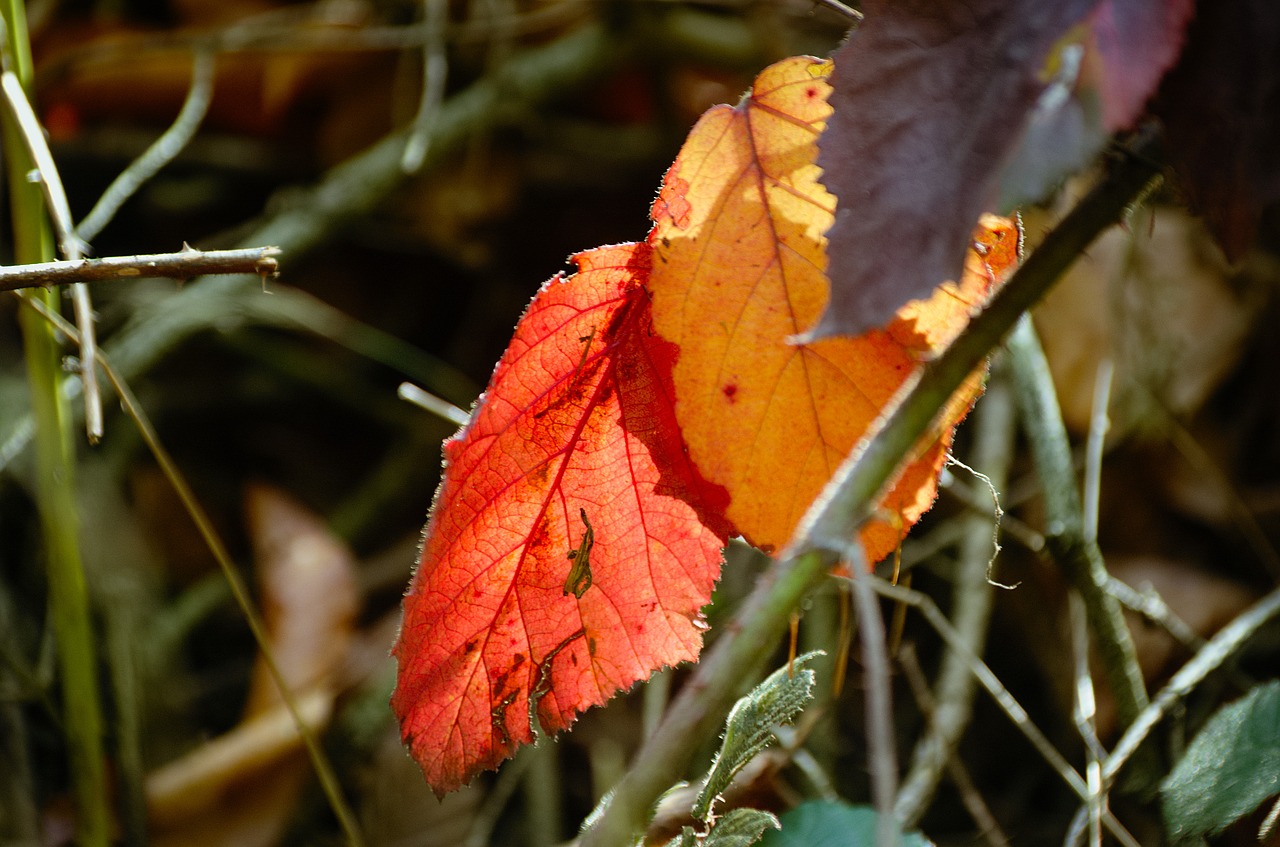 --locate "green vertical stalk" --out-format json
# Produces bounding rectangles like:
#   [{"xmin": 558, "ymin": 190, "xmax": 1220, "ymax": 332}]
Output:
[{"xmin": 2, "ymin": 1, "xmax": 109, "ymax": 843}]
